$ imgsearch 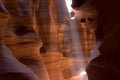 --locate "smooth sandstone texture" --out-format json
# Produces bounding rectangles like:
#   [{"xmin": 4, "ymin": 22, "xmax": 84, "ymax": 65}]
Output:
[{"xmin": 0, "ymin": 0, "xmax": 96, "ymax": 80}]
